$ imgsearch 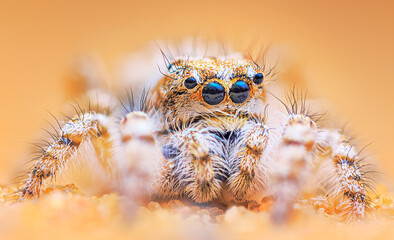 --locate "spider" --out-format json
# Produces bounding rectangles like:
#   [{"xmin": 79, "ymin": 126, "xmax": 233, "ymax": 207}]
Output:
[{"xmin": 18, "ymin": 47, "xmax": 371, "ymax": 223}]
